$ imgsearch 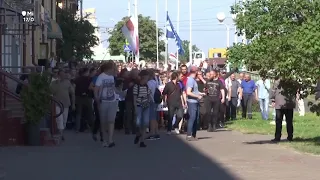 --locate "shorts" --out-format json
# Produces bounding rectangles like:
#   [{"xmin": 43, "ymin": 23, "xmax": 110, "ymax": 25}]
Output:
[
  {"xmin": 99, "ymin": 101, "xmax": 118, "ymax": 123},
  {"xmin": 149, "ymin": 102, "xmax": 157, "ymax": 120},
  {"xmin": 136, "ymin": 106, "xmax": 150, "ymax": 127}
]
